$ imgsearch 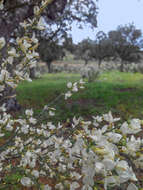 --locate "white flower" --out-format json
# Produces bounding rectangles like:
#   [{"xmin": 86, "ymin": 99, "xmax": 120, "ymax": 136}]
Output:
[
  {"xmin": 103, "ymin": 111, "xmax": 120, "ymax": 123},
  {"xmin": 55, "ymin": 182, "xmax": 64, "ymax": 190},
  {"xmin": 82, "ymin": 175, "xmax": 94, "ymax": 187},
  {"xmin": 134, "ymin": 154, "xmax": 143, "ymax": 169},
  {"xmin": 82, "ymin": 184, "xmax": 93, "ymax": 190},
  {"xmin": 67, "ymin": 82, "xmax": 72, "ymax": 88},
  {"xmin": 70, "ymin": 172, "xmax": 81, "ymax": 180},
  {"xmin": 0, "ymin": 70, "xmax": 10, "ymax": 82},
  {"xmin": 65, "ymin": 91, "xmax": 72, "ymax": 99},
  {"xmin": 29, "ymin": 160, "xmax": 36, "ymax": 168},
  {"xmin": 0, "ymin": 133, "xmax": 4, "ymax": 137},
  {"xmin": 0, "ymin": 104, "xmax": 6, "ymax": 112},
  {"xmin": 29, "ymin": 117, "xmax": 37, "ymax": 124},
  {"xmin": 21, "ymin": 151, "xmax": 37, "ymax": 168},
  {"xmin": 72, "ymin": 85, "xmax": 78, "ymax": 92},
  {"xmin": 26, "ymin": 51, "xmax": 39, "ymax": 60},
  {"xmin": 34, "ymin": 6, "xmax": 40, "ymax": 15},
  {"xmin": 37, "ymin": 128, "xmax": 43, "ymax": 135},
  {"xmin": 20, "ymin": 20, "xmax": 33, "ymax": 28},
  {"xmin": 127, "ymin": 183, "xmax": 138, "ymax": 190},
  {"xmin": 104, "ymin": 176, "xmax": 120, "ymax": 190},
  {"xmin": 80, "ymin": 85, "xmax": 84, "ymax": 89},
  {"xmin": 0, "ymin": 0, "xmax": 4, "ymax": 10},
  {"xmin": 23, "ymin": 39, "xmax": 31, "ymax": 50},
  {"xmin": 73, "ymin": 116, "xmax": 81, "ymax": 126},
  {"xmin": 130, "ymin": 118, "xmax": 141, "ymax": 133},
  {"xmin": 6, "ymin": 81, "xmax": 17, "ymax": 88},
  {"xmin": 8, "ymin": 47, "xmax": 17, "ymax": 57},
  {"xmin": 0, "ymin": 37, "xmax": 5, "ymax": 49},
  {"xmin": 92, "ymin": 115, "xmax": 103, "ymax": 123},
  {"xmin": 0, "ymin": 85, "xmax": 4, "ymax": 92},
  {"xmin": 95, "ymin": 162, "xmax": 104, "ymax": 173},
  {"xmin": 120, "ymin": 119, "xmax": 141, "ymax": 134},
  {"xmin": 89, "ymin": 129, "xmax": 107, "ymax": 143},
  {"xmin": 31, "ymin": 33, "xmax": 38, "ymax": 43},
  {"xmin": 57, "ymin": 122, "xmax": 63, "ymax": 129},
  {"xmin": 7, "ymin": 56, "xmax": 14, "ymax": 64},
  {"xmin": 102, "ymin": 158, "xmax": 116, "ymax": 171},
  {"xmin": 43, "ymin": 105, "xmax": 48, "ymax": 110},
  {"xmin": 70, "ymin": 182, "xmax": 80, "ymax": 190},
  {"xmin": 43, "ymin": 184, "xmax": 52, "ymax": 190},
  {"xmin": 21, "ymin": 125, "xmax": 29, "ymax": 134},
  {"xmin": 115, "ymin": 160, "xmax": 137, "ymax": 183},
  {"xmin": 5, "ymin": 123, "xmax": 13, "ymax": 131},
  {"xmin": 49, "ymin": 110, "xmax": 55, "ymax": 116},
  {"xmin": 37, "ymin": 17, "xmax": 45, "ymax": 30},
  {"xmin": 31, "ymin": 170, "xmax": 39, "ymax": 178},
  {"xmin": 125, "ymin": 135, "xmax": 141, "ymax": 155},
  {"xmin": 79, "ymin": 79, "xmax": 85, "ymax": 84},
  {"xmin": 25, "ymin": 109, "xmax": 33, "ymax": 116},
  {"xmin": 62, "ymin": 140, "xmax": 72, "ymax": 148},
  {"xmin": 47, "ymin": 122, "xmax": 56, "ymax": 130},
  {"xmin": 120, "ymin": 122, "xmax": 129, "ymax": 134},
  {"xmin": 41, "ymin": 0, "xmax": 49, "ymax": 7},
  {"xmin": 106, "ymin": 132, "xmax": 122, "ymax": 143},
  {"xmin": 20, "ymin": 177, "xmax": 33, "ymax": 187}
]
